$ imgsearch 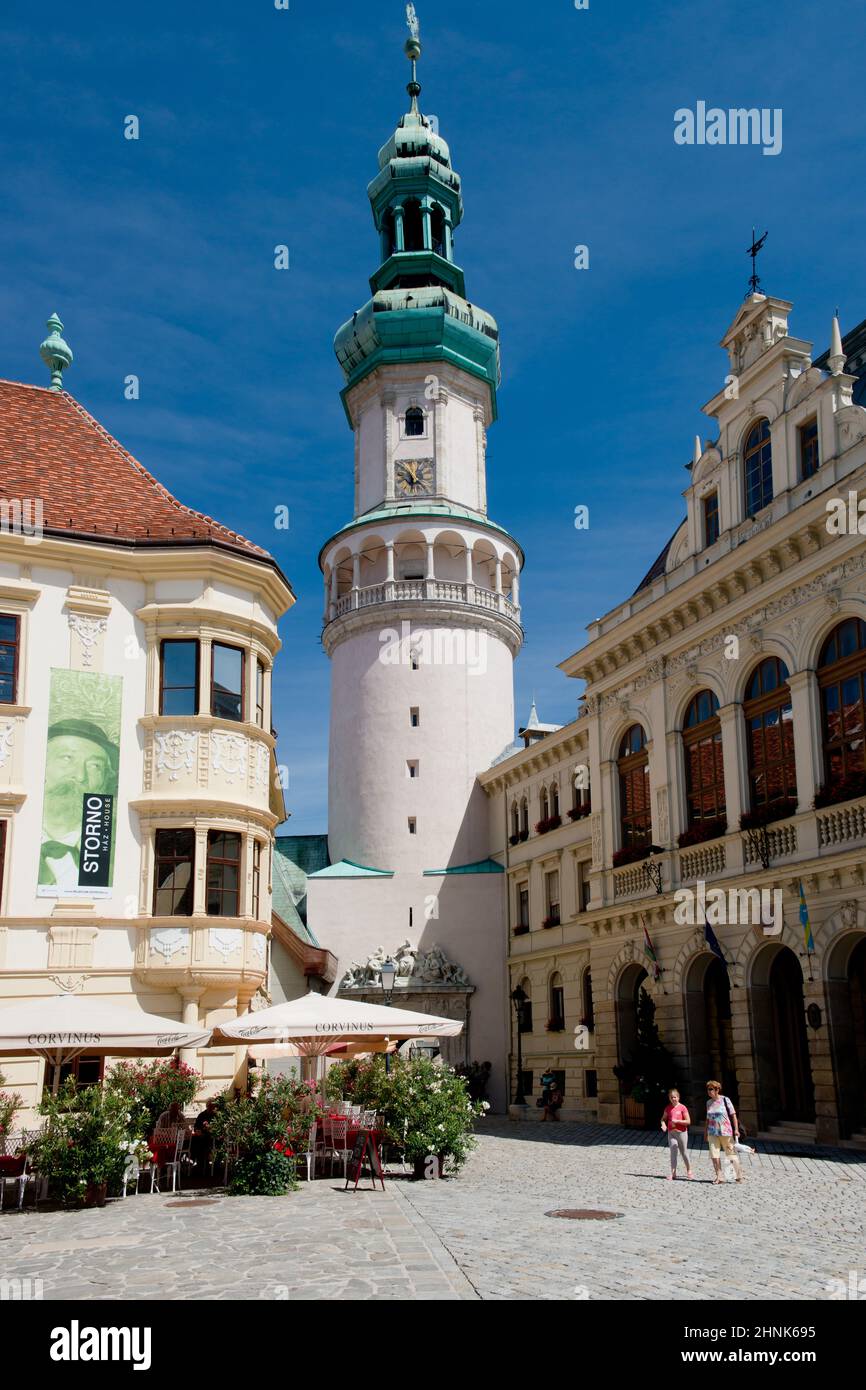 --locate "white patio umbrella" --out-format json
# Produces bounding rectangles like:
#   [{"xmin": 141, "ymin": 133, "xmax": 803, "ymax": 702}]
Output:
[
  {"xmin": 216, "ymin": 990, "xmax": 462, "ymax": 1058},
  {"xmin": 0, "ymin": 993, "xmax": 212, "ymax": 1093}
]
